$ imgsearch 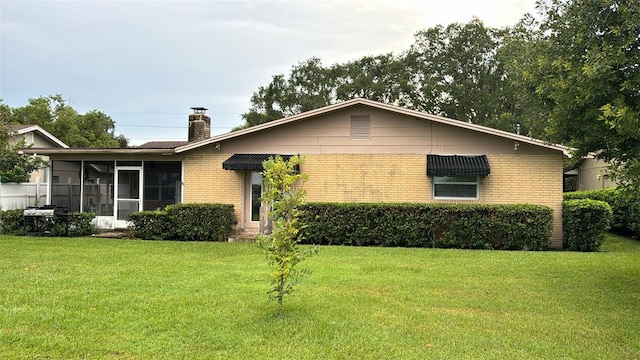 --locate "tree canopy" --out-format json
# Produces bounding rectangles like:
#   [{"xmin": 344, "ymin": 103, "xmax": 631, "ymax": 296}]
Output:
[
  {"xmin": 529, "ymin": 0, "xmax": 640, "ymax": 187},
  {"xmin": 240, "ymin": 0, "xmax": 640, "ymax": 187},
  {"xmin": 0, "ymin": 94, "xmax": 128, "ymax": 148},
  {"xmin": 239, "ymin": 18, "xmax": 538, "ymax": 137}
]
